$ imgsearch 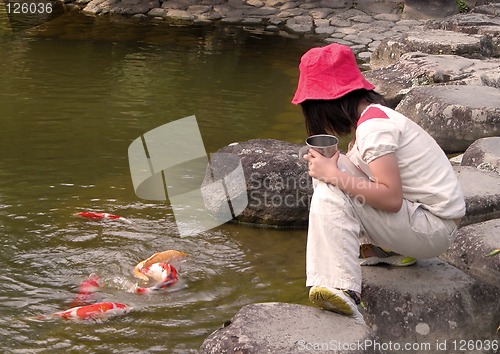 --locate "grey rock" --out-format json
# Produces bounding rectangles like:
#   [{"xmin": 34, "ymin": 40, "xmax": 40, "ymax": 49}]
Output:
[
  {"xmin": 353, "ymin": 0, "xmax": 401, "ymax": 16},
  {"xmin": 82, "ymin": 0, "xmax": 107, "ymax": 14},
  {"xmin": 471, "ymin": 3, "xmax": 500, "ymax": 16},
  {"xmin": 456, "ymin": 166, "xmax": 500, "ymax": 226},
  {"xmin": 277, "ymin": 8, "xmax": 305, "ymax": 18},
  {"xmin": 362, "ymin": 258, "xmax": 500, "ymax": 344},
  {"xmin": 401, "ymin": 0, "xmax": 459, "ymax": 20},
  {"xmin": 365, "ymin": 52, "xmax": 500, "ymax": 107},
  {"xmin": 245, "ymin": 6, "xmax": 279, "ymax": 16},
  {"xmin": 462, "ymin": 137, "xmax": 500, "ymax": 175},
  {"xmin": 481, "ymin": 68, "xmax": 500, "ymax": 89},
  {"xmin": 264, "ymin": 0, "xmax": 284, "ymax": 7},
  {"xmin": 278, "ymin": 1, "xmax": 299, "ymax": 11},
  {"xmin": 427, "ymin": 12, "xmax": 500, "ymax": 35},
  {"xmin": 351, "ymin": 15, "xmax": 374, "ymax": 23},
  {"xmin": 358, "ymin": 51, "xmax": 372, "ymax": 63},
  {"xmin": 219, "ymin": 17, "xmax": 243, "ymax": 23},
  {"xmin": 351, "ymin": 22, "xmax": 371, "ymax": 31},
  {"xmin": 396, "ymin": 19, "xmax": 424, "ymax": 27},
  {"xmin": 325, "ymin": 38, "xmax": 353, "ymax": 46},
  {"xmin": 319, "ymin": 0, "xmax": 352, "ymax": 9},
  {"xmin": 336, "ymin": 8, "xmax": 369, "ymax": 20},
  {"xmin": 241, "ymin": 17, "xmax": 264, "ymax": 24},
  {"xmin": 315, "ymin": 26, "xmax": 335, "ymax": 35},
  {"xmin": 111, "ymin": 0, "xmax": 160, "ymax": 15},
  {"xmin": 285, "ymin": 15, "xmax": 314, "ymax": 34},
  {"xmin": 335, "ymin": 27, "xmax": 357, "ymax": 35},
  {"xmin": 308, "ymin": 7, "xmax": 335, "ymax": 20},
  {"xmin": 186, "ymin": 5, "xmax": 211, "ymax": 14},
  {"xmin": 440, "ymin": 219, "xmax": 500, "ymax": 288},
  {"xmin": 147, "ymin": 7, "xmax": 165, "ymax": 17},
  {"xmin": 395, "ymin": 85, "xmax": 500, "ymax": 152},
  {"xmin": 371, "ymin": 29, "xmax": 492, "ymax": 68},
  {"xmin": 344, "ymin": 35, "xmax": 372, "ymax": 45},
  {"xmin": 199, "ymin": 302, "xmax": 380, "ymax": 354},
  {"xmin": 202, "ymin": 139, "xmax": 312, "ymax": 228},
  {"xmin": 246, "ymin": 0, "xmax": 264, "ymax": 7},
  {"xmin": 427, "ymin": 13, "xmax": 500, "ymax": 57},
  {"xmin": 166, "ymin": 8, "xmax": 196, "ymax": 20},
  {"xmin": 373, "ymin": 13, "xmax": 401, "ymax": 22},
  {"xmin": 329, "ymin": 17, "xmax": 352, "ymax": 27}
]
